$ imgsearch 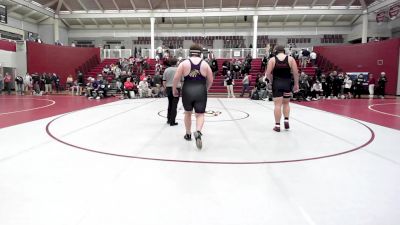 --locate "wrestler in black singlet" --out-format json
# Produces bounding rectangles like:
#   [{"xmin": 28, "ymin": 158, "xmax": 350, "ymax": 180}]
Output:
[
  {"xmin": 272, "ymin": 55, "xmax": 292, "ymax": 98},
  {"xmin": 182, "ymin": 59, "xmax": 207, "ymax": 113}
]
